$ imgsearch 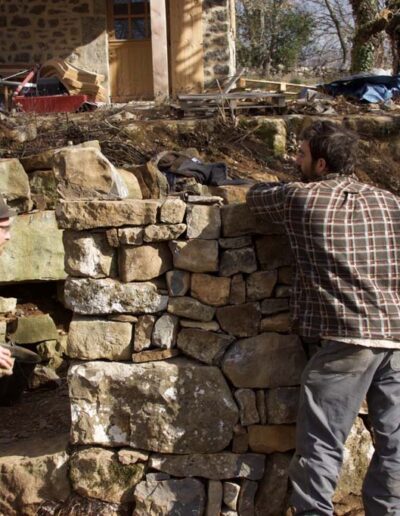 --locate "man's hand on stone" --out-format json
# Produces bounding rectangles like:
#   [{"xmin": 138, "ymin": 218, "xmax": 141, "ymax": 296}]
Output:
[{"xmin": 0, "ymin": 346, "xmax": 14, "ymax": 375}]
